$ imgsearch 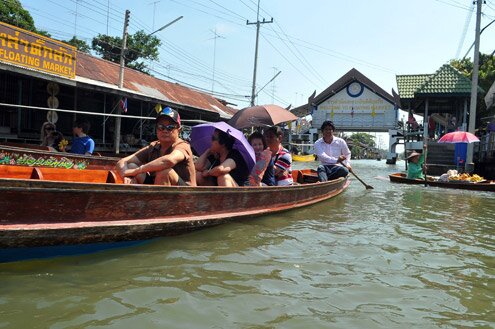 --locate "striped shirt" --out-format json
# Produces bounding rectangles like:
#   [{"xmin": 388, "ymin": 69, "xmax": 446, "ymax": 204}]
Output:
[{"xmin": 273, "ymin": 145, "xmax": 293, "ymax": 186}]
